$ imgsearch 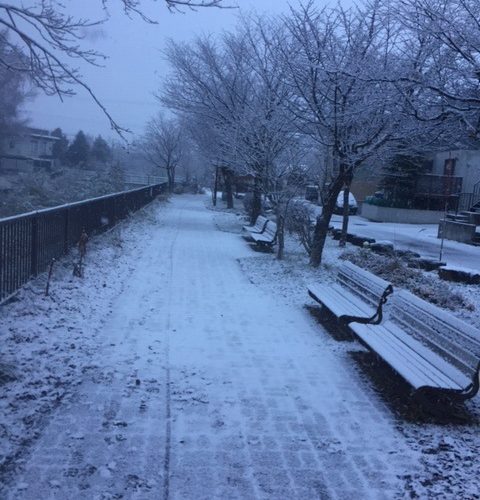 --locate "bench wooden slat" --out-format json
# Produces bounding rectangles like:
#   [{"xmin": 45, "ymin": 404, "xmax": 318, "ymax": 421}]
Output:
[
  {"xmin": 337, "ymin": 261, "xmax": 391, "ymax": 304},
  {"xmin": 390, "ymin": 290, "xmax": 480, "ymax": 379},
  {"xmin": 308, "ymin": 284, "xmax": 377, "ymax": 319},
  {"xmin": 250, "ymin": 221, "xmax": 277, "ymax": 246},
  {"xmin": 307, "ymin": 262, "xmax": 393, "ymax": 325},
  {"xmin": 243, "ymin": 215, "xmax": 268, "ymax": 234},
  {"xmin": 350, "ymin": 288, "xmax": 480, "ymax": 399},
  {"xmin": 351, "ymin": 321, "xmax": 469, "ymax": 391}
]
